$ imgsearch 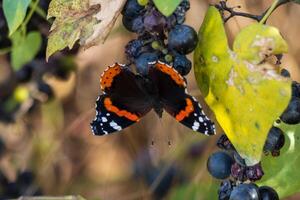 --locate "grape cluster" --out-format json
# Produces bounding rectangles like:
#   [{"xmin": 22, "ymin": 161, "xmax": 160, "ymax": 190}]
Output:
[
  {"xmin": 0, "ymin": 0, "xmax": 78, "ymax": 123},
  {"xmin": 207, "ymin": 133, "xmax": 281, "ymax": 200},
  {"xmin": 122, "ymin": 0, "xmax": 196, "ymax": 76}
]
